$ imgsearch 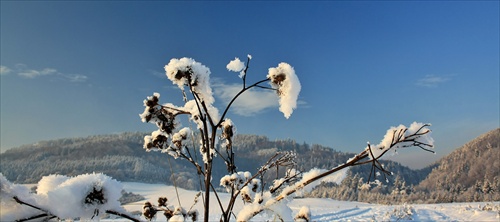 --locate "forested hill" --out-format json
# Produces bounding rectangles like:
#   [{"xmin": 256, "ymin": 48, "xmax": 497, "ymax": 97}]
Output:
[
  {"xmin": 1, "ymin": 132, "xmax": 426, "ymax": 190},
  {"xmin": 415, "ymin": 128, "xmax": 500, "ymax": 202},
  {"xmin": 307, "ymin": 128, "xmax": 499, "ymax": 204}
]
